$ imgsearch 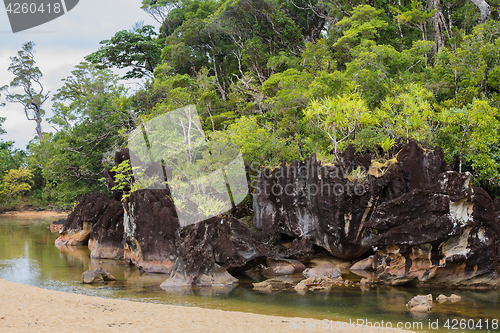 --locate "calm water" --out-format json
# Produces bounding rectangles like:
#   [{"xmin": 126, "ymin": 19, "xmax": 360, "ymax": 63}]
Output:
[{"xmin": 1, "ymin": 216, "xmax": 499, "ymax": 332}]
